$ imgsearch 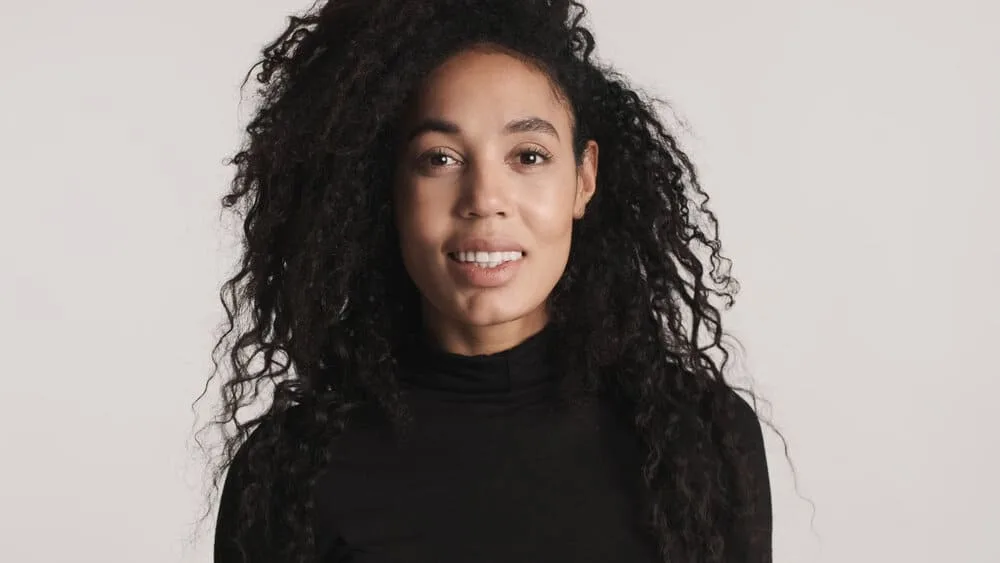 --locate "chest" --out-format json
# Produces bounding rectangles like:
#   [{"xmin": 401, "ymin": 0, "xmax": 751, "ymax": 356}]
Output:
[{"xmin": 312, "ymin": 401, "xmax": 659, "ymax": 563}]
